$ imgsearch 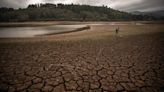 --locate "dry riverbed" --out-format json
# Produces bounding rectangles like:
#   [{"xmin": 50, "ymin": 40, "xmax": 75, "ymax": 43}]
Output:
[{"xmin": 0, "ymin": 22, "xmax": 164, "ymax": 92}]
